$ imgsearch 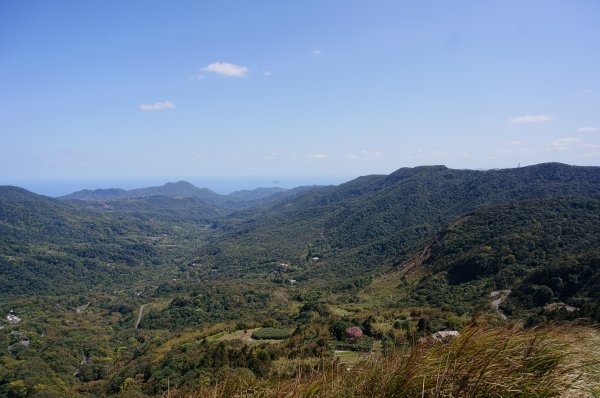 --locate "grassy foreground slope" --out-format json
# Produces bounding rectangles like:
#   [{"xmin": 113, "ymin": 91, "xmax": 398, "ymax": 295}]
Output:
[{"xmin": 176, "ymin": 324, "xmax": 600, "ymax": 398}]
